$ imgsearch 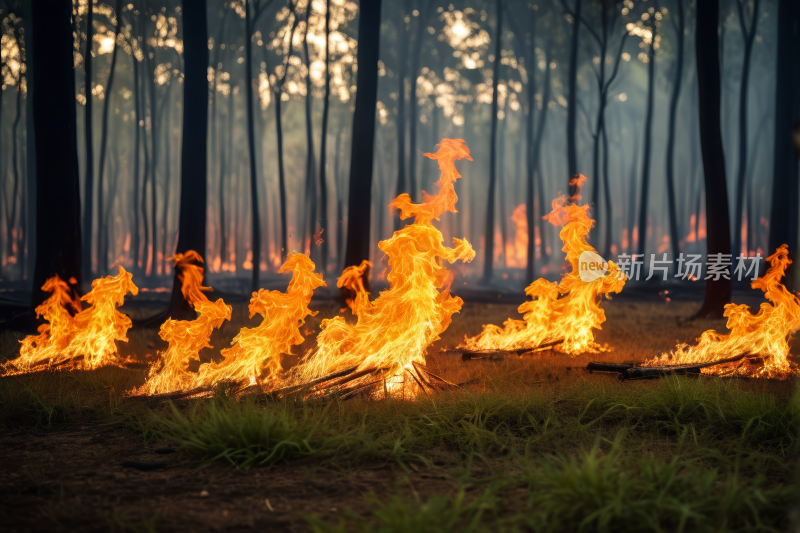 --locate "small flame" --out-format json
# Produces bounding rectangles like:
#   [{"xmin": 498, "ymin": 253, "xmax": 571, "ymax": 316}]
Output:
[
  {"xmin": 460, "ymin": 176, "xmax": 626, "ymax": 354},
  {"xmin": 296, "ymin": 139, "xmax": 476, "ymax": 387},
  {"xmin": 11, "ymin": 267, "xmax": 139, "ymax": 372},
  {"xmin": 339, "ymin": 260, "xmax": 371, "ymax": 314},
  {"xmin": 194, "ymin": 252, "xmax": 326, "ymax": 386},
  {"xmin": 505, "ymin": 204, "xmax": 528, "ymax": 268},
  {"xmin": 314, "ymin": 228, "xmax": 325, "ymax": 246},
  {"xmin": 145, "ymin": 252, "xmax": 232, "ymax": 395},
  {"xmin": 651, "ymin": 244, "xmax": 800, "ymax": 378},
  {"xmin": 9, "ymin": 276, "xmax": 81, "ymax": 372}
]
